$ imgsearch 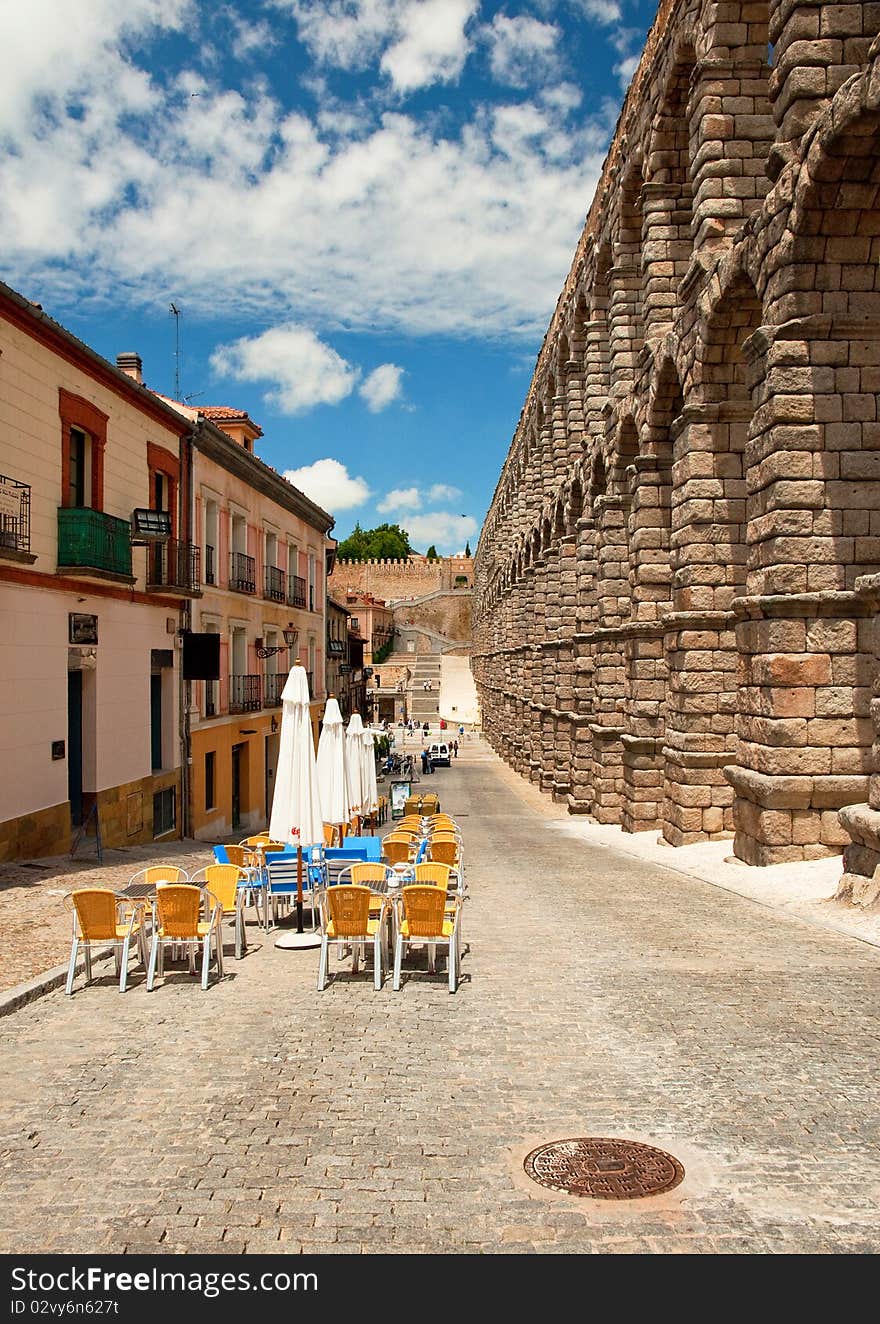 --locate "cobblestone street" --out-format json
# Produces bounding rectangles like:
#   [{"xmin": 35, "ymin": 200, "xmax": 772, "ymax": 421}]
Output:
[{"xmin": 0, "ymin": 740, "xmax": 878, "ymax": 1254}]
